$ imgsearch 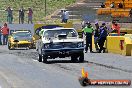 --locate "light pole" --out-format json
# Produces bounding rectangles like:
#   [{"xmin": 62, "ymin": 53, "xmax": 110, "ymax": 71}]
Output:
[
  {"xmin": 45, "ymin": 0, "xmax": 47, "ymax": 16},
  {"xmin": 45, "ymin": 0, "xmax": 47, "ymax": 24}
]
